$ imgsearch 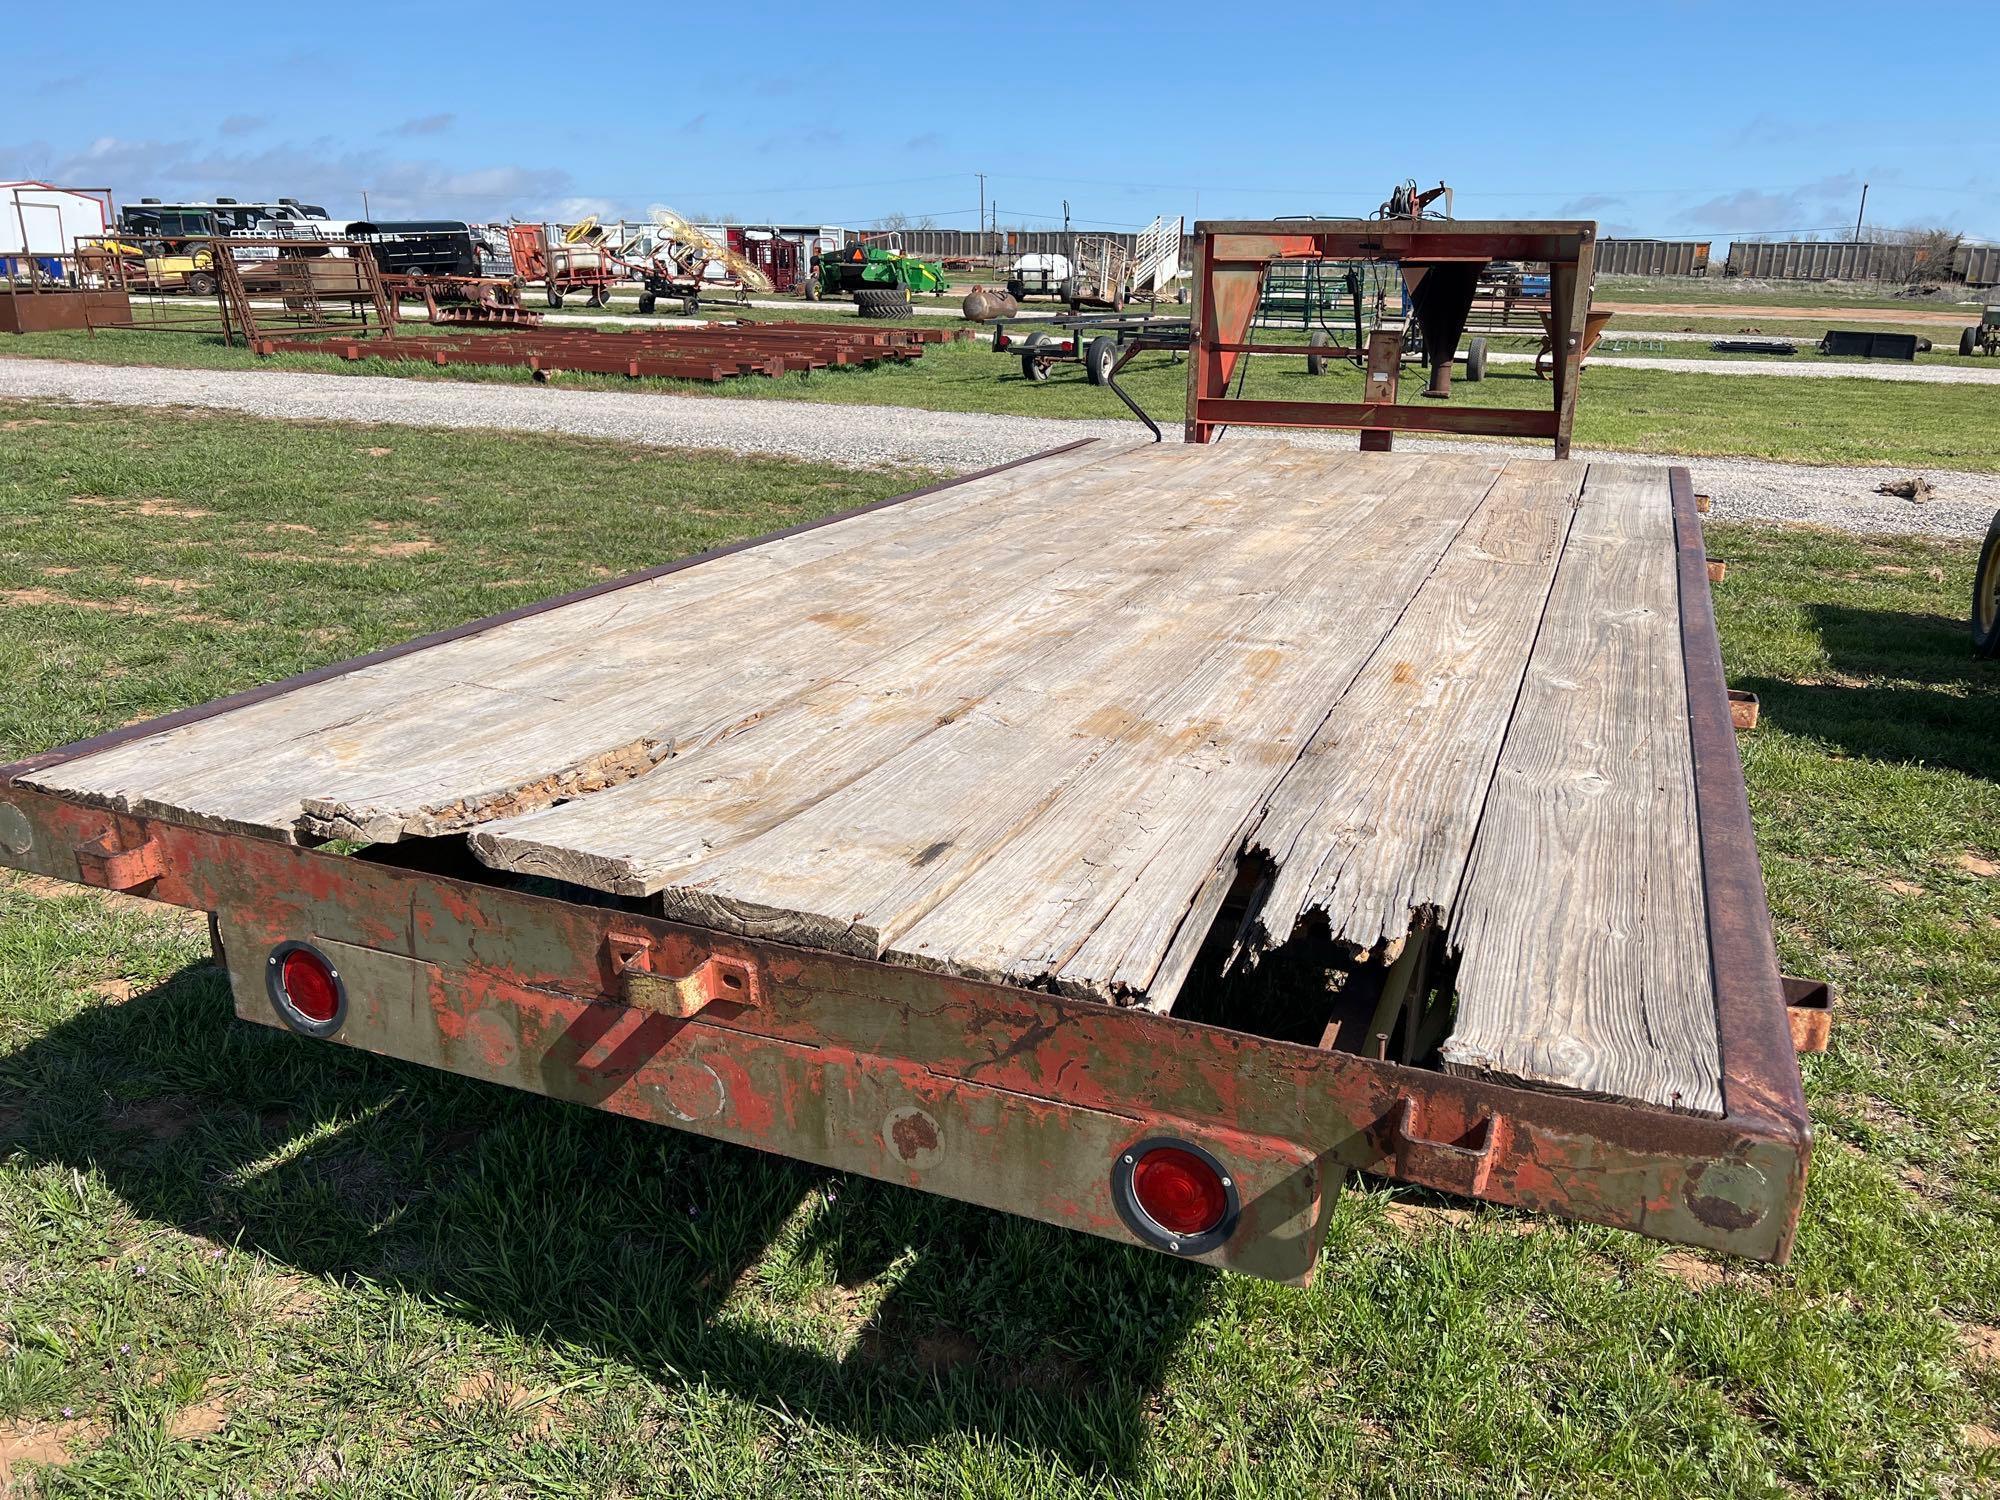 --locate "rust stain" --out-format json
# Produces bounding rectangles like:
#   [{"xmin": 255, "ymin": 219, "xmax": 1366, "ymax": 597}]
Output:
[
  {"xmin": 808, "ymin": 609, "xmax": 869, "ymax": 633},
  {"xmin": 890, "ymin": 1112, "xmax": 939, "ymax": 1161}
]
